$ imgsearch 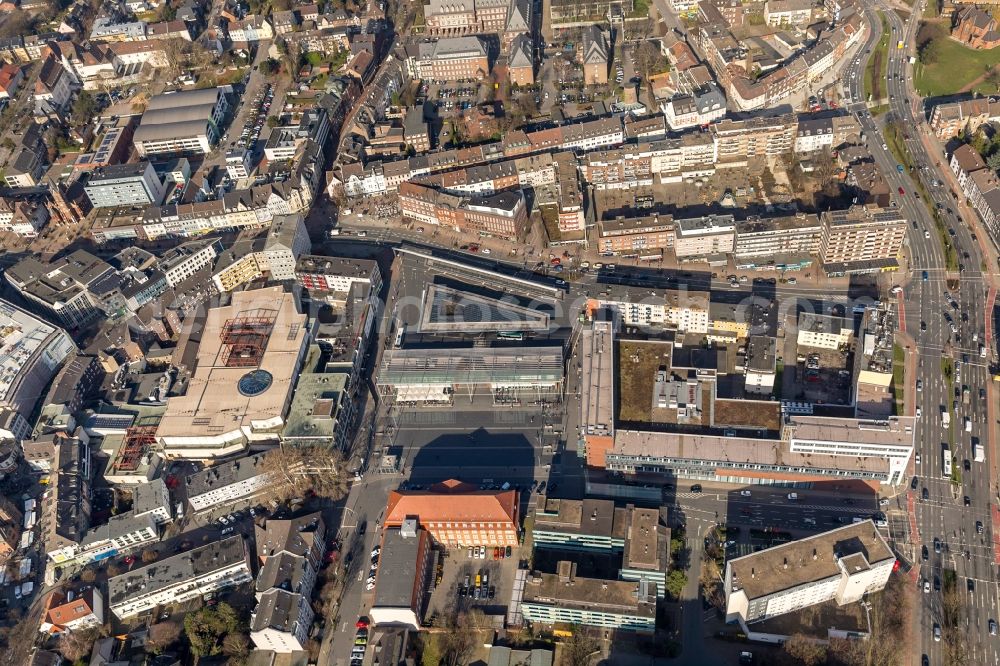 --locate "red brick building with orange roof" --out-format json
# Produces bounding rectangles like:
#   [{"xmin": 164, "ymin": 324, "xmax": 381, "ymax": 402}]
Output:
[{"xmin": 384, "ymin": 479, "xmax": 520, "ymax": 547}]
